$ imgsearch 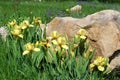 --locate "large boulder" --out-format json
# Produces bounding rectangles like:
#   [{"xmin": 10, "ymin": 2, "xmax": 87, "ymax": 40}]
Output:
[{"xmin": 46, "ymin": 10, "xmax": 120, "ymax": 70}]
